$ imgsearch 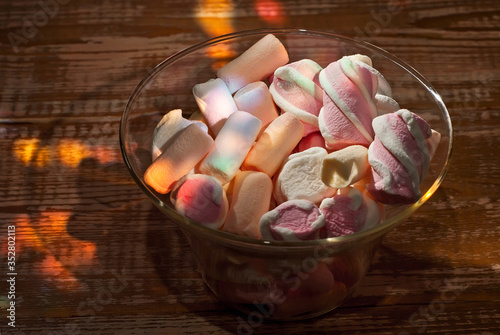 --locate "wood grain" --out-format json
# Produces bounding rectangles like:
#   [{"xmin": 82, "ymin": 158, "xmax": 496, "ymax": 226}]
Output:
[{"xmin": 1, "ymin": 0, "xmax": 499, "ymax": 334}]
